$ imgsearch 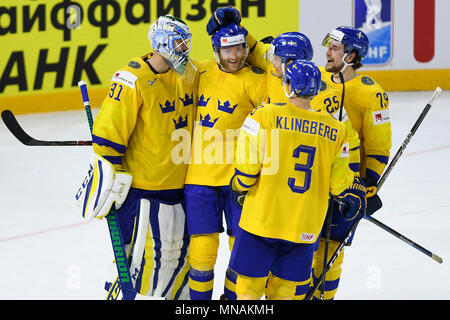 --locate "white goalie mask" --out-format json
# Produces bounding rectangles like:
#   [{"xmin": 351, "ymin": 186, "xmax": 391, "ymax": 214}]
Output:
[{"xmin": 148, "ymin": 15, "xmax": 193, "ymax": 75}]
